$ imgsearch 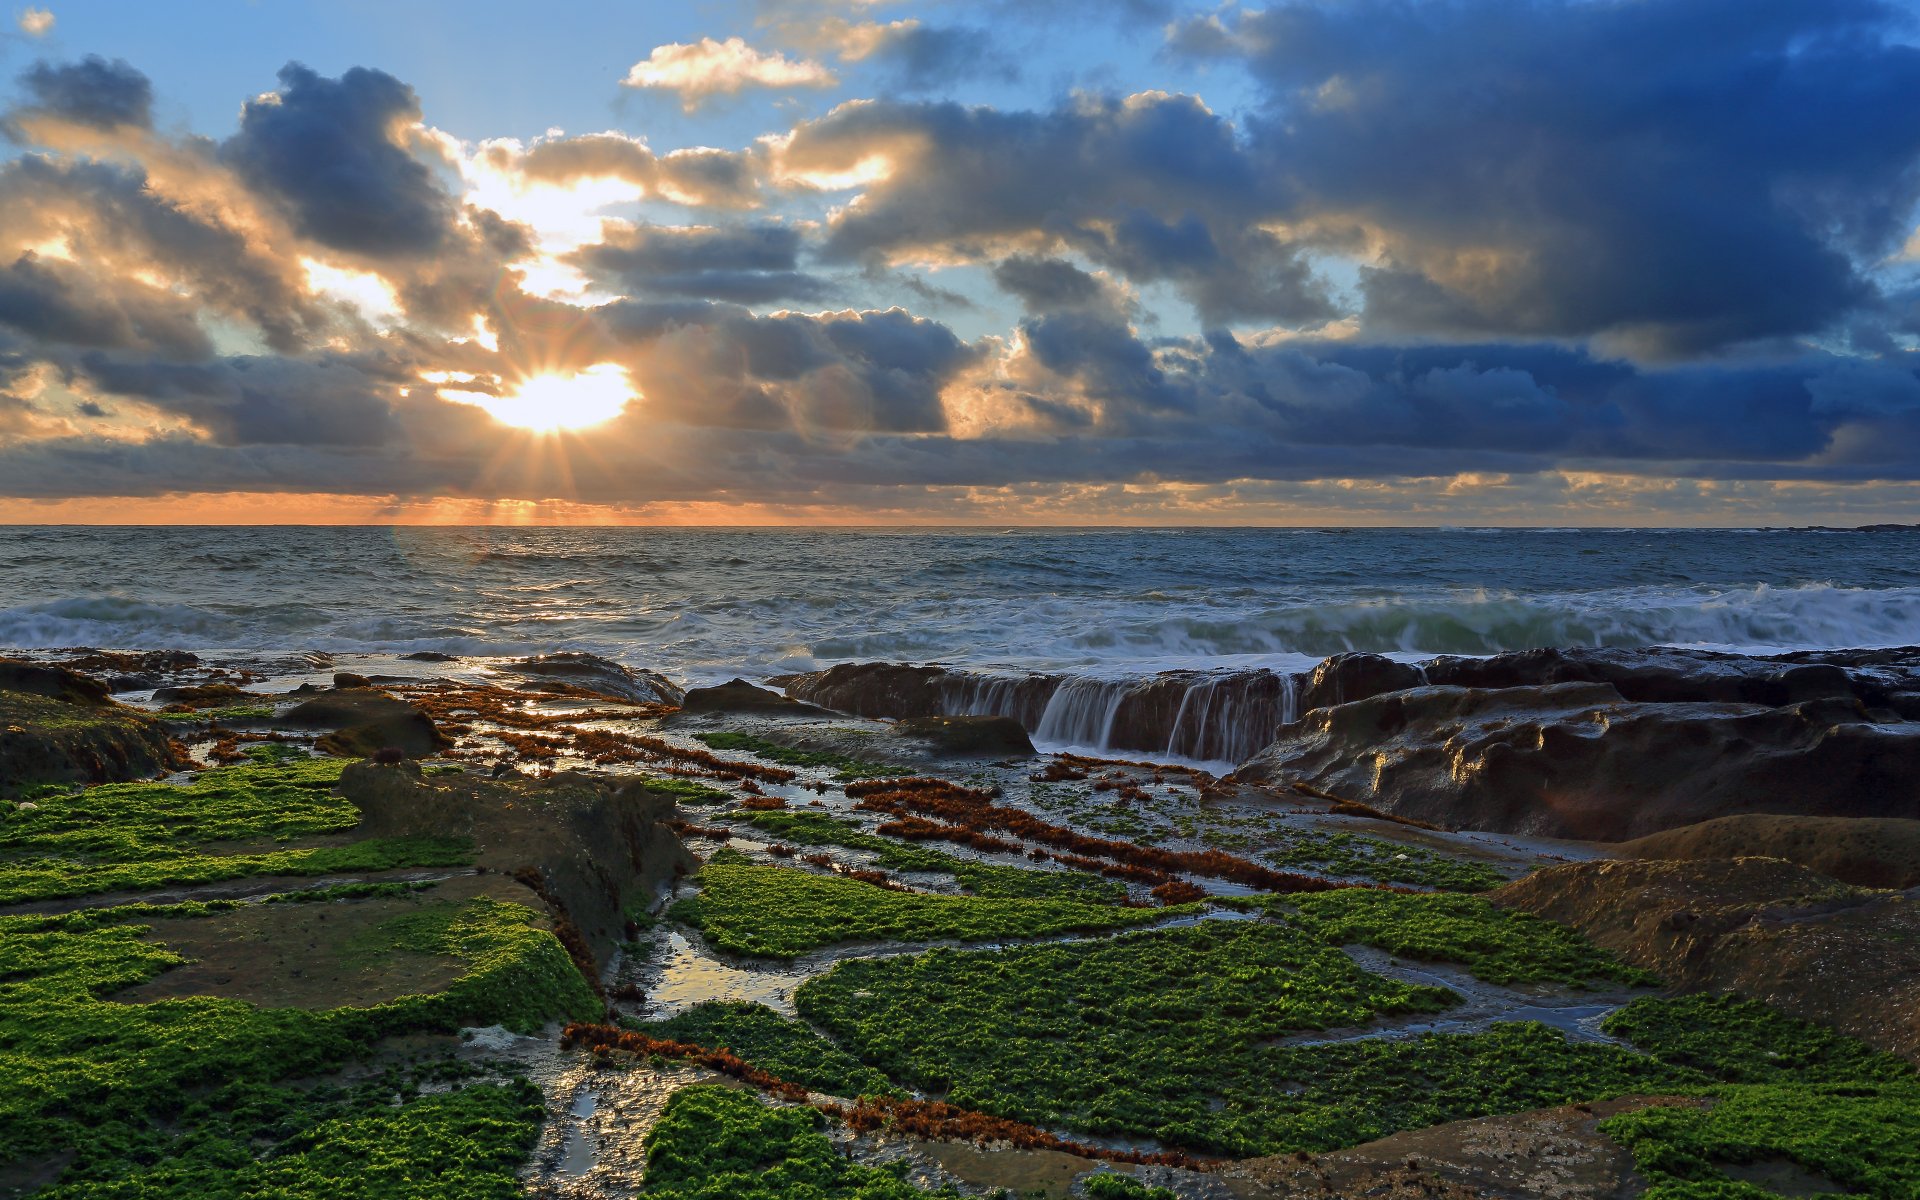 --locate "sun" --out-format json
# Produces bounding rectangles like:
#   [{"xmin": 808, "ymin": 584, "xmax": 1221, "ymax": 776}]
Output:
[{"xmin": 450, "ymin": 364, "xmax": 635, "ymax": 433}]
